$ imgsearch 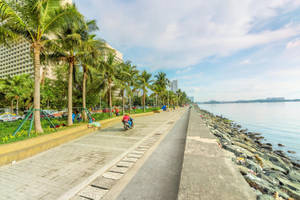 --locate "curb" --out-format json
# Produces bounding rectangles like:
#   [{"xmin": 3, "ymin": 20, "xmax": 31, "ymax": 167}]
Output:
[{"xmin": 0, "ymin": 111, "xmax": 156, "ymax": 167}]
